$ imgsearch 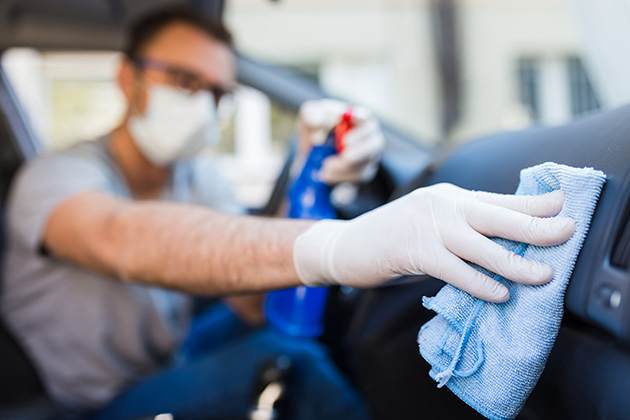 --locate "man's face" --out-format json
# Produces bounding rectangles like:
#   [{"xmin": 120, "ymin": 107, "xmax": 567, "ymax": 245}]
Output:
[{"xmin": 126, "ymin": 21, "xmax": 236, "ymax": 115}]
